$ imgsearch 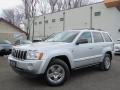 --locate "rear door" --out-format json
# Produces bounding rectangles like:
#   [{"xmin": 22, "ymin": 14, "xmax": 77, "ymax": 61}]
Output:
[{"xmin": 91, "ymin": 31, "xmax": 105, "ymax": 63}]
